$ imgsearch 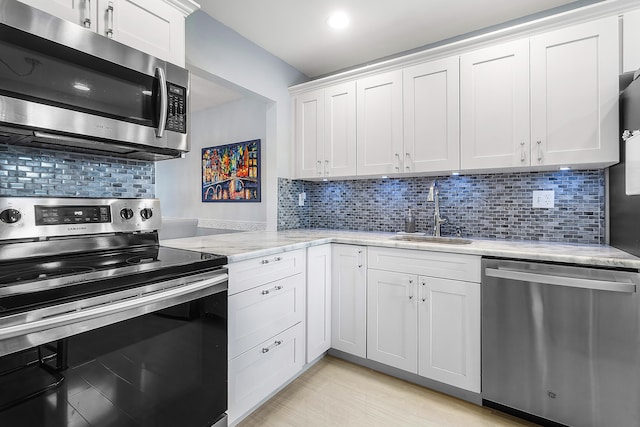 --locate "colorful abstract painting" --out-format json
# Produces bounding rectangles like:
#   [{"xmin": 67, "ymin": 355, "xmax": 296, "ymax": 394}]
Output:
[{"xmin": 202, "ymin": 139, "xmax": 260, "ymax": 202}]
